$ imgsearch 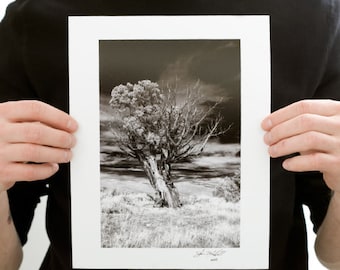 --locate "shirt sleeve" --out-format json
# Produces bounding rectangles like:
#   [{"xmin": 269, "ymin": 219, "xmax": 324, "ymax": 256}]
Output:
[{"xmin": 0, "ymin": 1, "xmax": 46, "ymax": 245}]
